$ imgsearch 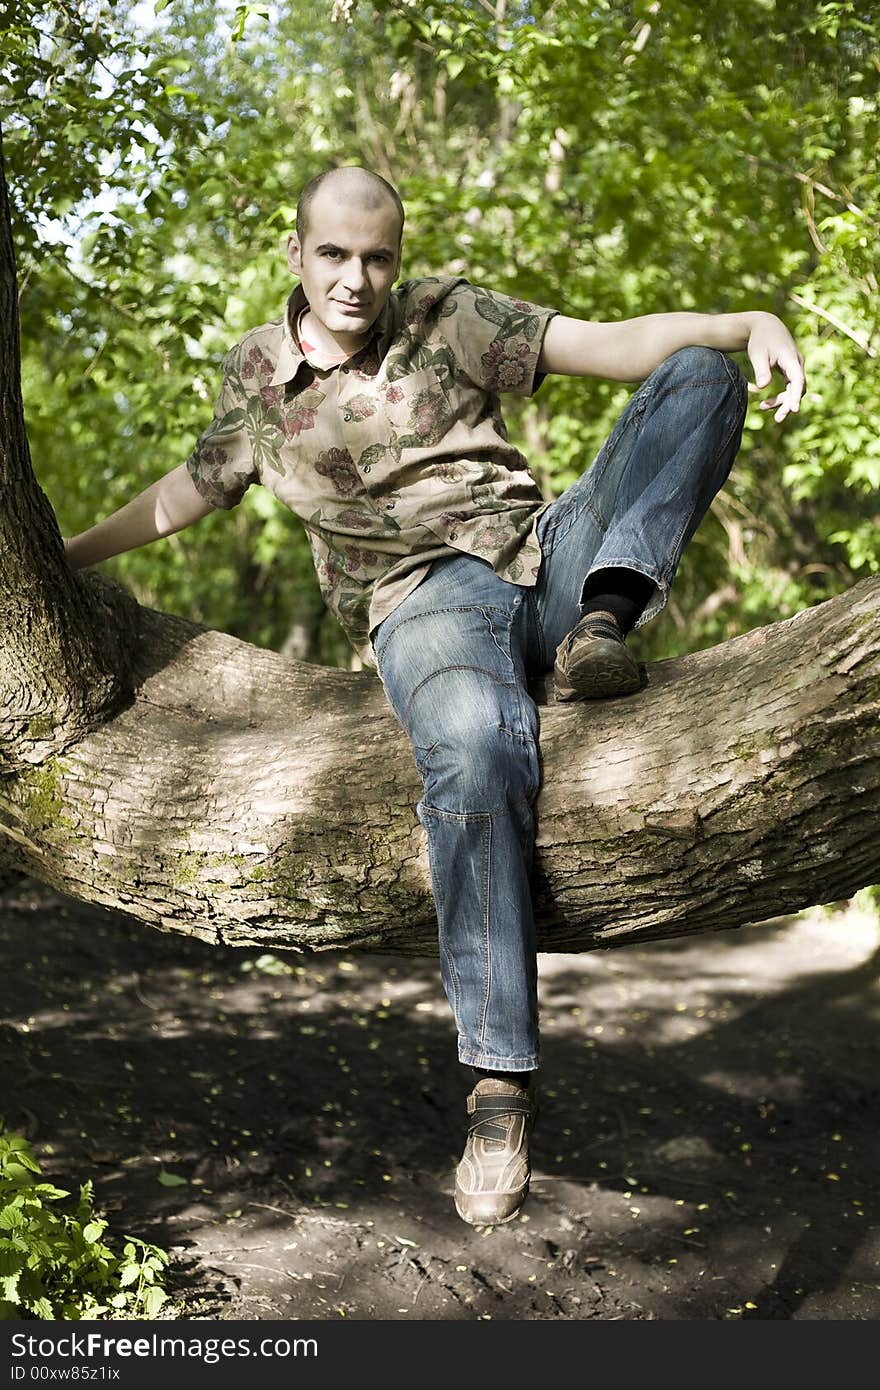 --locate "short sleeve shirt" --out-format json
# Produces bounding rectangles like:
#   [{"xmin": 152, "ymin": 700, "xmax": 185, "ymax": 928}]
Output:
[{"xmin": 186, "ymin": 276, "xmax": 559, "ymax": 668}]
